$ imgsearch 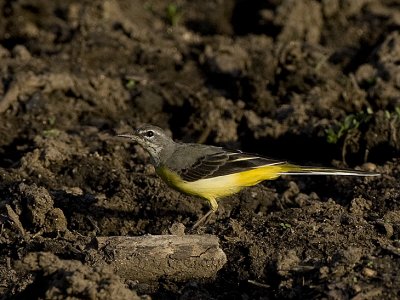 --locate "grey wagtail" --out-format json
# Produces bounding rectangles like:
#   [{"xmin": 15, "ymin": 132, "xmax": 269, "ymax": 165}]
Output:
[{"xmin": 118, "ymin": 124, "xmax": 380, "ymax": 228}]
